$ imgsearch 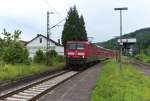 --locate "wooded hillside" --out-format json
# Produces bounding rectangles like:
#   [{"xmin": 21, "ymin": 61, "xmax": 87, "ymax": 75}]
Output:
[{"xmin": 97, "ymin": 27, "xmax": 150, "ymax": 53}]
